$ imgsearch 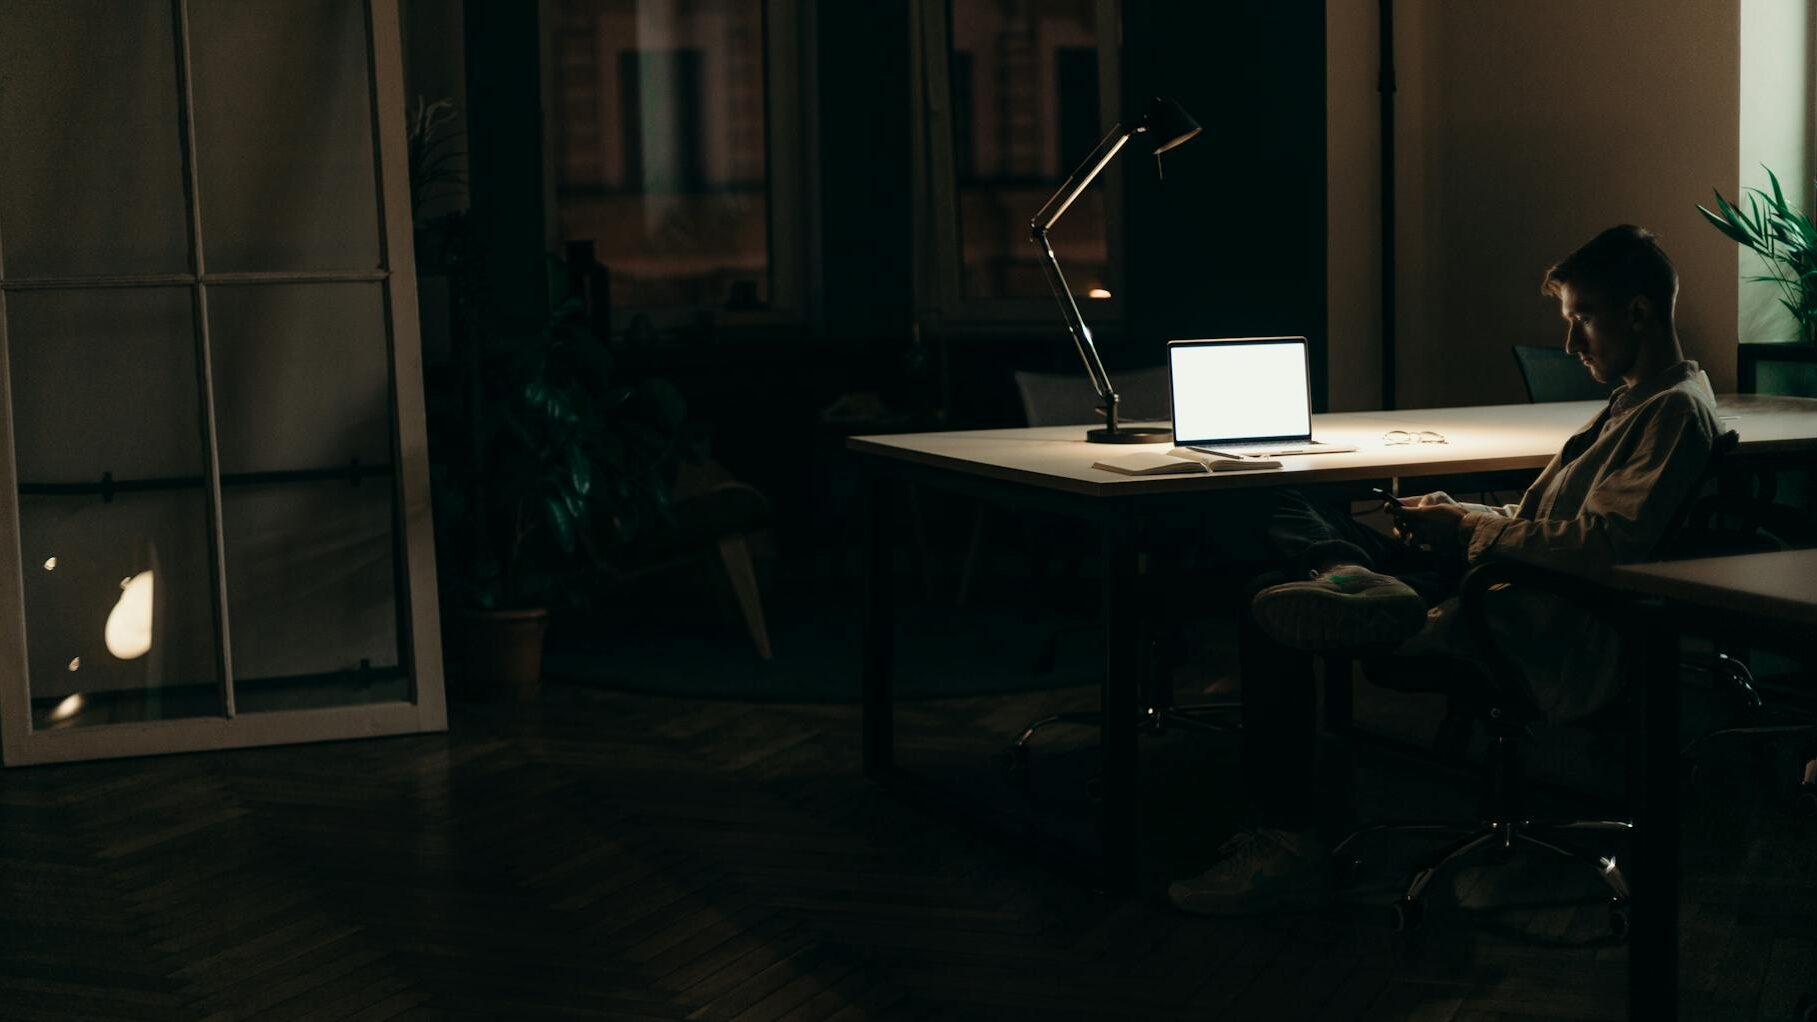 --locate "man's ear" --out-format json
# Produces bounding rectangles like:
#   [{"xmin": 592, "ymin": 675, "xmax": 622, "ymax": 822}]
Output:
[{"xmin": 1627, "ymin": 295, "xmax": 1651, "ymax": 332}]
